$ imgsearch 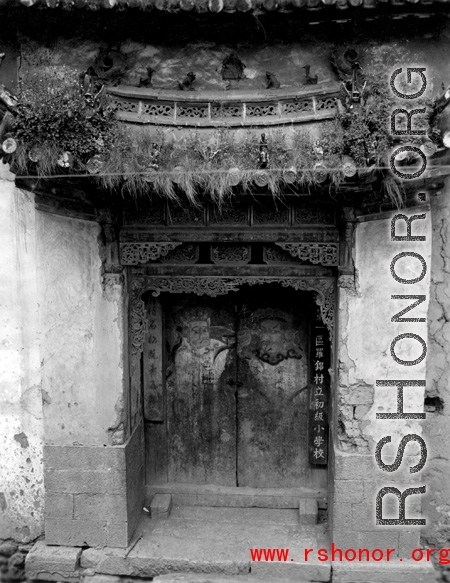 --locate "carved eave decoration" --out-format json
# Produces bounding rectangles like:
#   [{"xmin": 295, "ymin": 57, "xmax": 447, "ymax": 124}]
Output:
[
  {"xmin": 120, "ymin": 242, "xmax": 339, "ymax": 266},
  {"xmin": 3, "ymin": 0, "xmax": 450, "ymax": 14},
  {"xmin": 107, "ymin": 84, "xmax": 340, "ymax": 127},
  {"xmin": 120, "ymin": 242, "xmax": 182, "ymax": 264},
  {"xmin": 4, "ymin": 56, "xmax": 450, "ymax": 209},
  {"xmin": 275, "ymin": 242, "xmax": 338, "ymax": 266}
]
